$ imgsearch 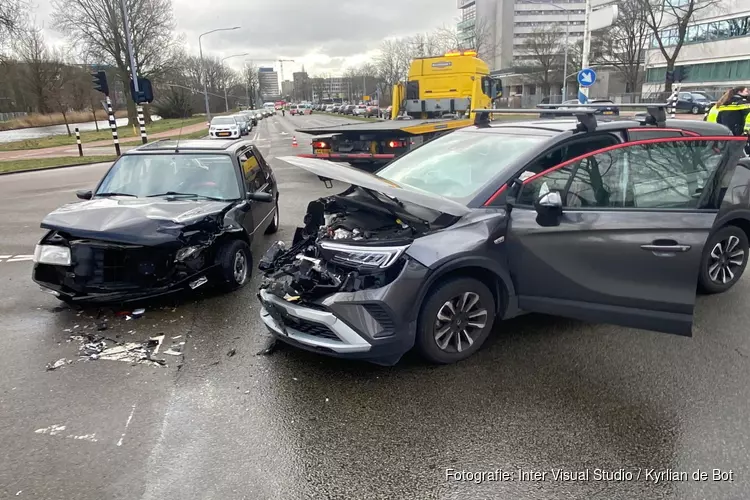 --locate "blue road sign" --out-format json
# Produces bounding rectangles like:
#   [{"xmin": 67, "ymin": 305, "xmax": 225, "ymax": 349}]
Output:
[
  {"xmin": 577, "ymin": 68, "xmax": 597, "ymax": 87},
  {"xmin": 577, "ymin": 91, "xmax": 588, "ymax": 104}
]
